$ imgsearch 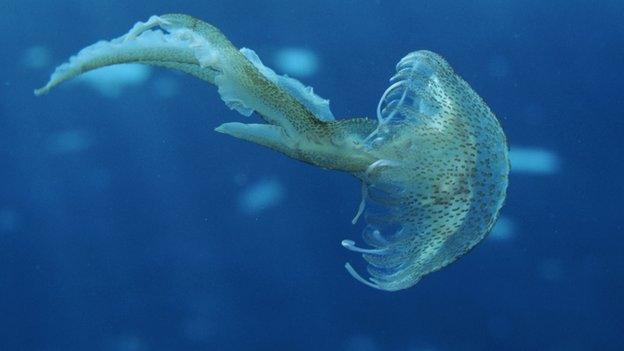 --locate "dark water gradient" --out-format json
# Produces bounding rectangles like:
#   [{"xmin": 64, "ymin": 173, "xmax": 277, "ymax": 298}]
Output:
[{"xmin": 1, "ymin": 0, "xmax": 622, "ymax": 350}]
